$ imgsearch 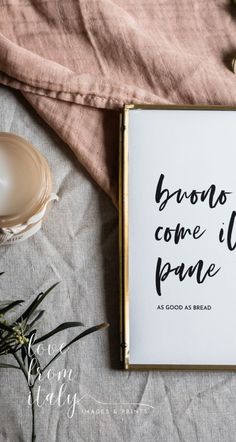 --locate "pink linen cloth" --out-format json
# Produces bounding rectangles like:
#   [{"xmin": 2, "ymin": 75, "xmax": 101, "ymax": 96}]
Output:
[{"xmin": 0, "ymin": 0, "xmax": 236, "ymax": 204}]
